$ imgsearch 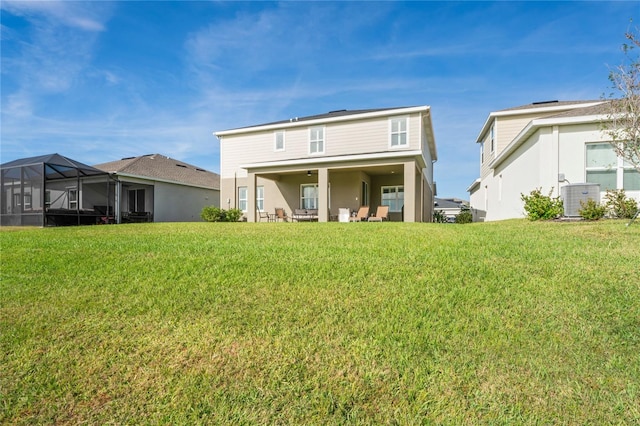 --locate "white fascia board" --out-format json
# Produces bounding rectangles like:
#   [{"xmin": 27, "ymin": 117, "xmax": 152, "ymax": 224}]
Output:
[
  {"xmin": 215, "ymin": 106, "xmax": 430, "ymax": 137},
  {"xmin": 113, "ymin": 172, "xmax": 217, "ymax": 191},
  {"xmin": 240, "ymin": 150, "xmax": 426, "ymax": 171},
  {"xmin": 466, "ymin": 178, "xmax": 481, "ymax": 193},
  {"xmin": 475, "ymin": 101, "xmax": 605, "ymax": 143},
  {"xmin": 488, "ymin": 113, "xmax": 609, "ymax": 169}
]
